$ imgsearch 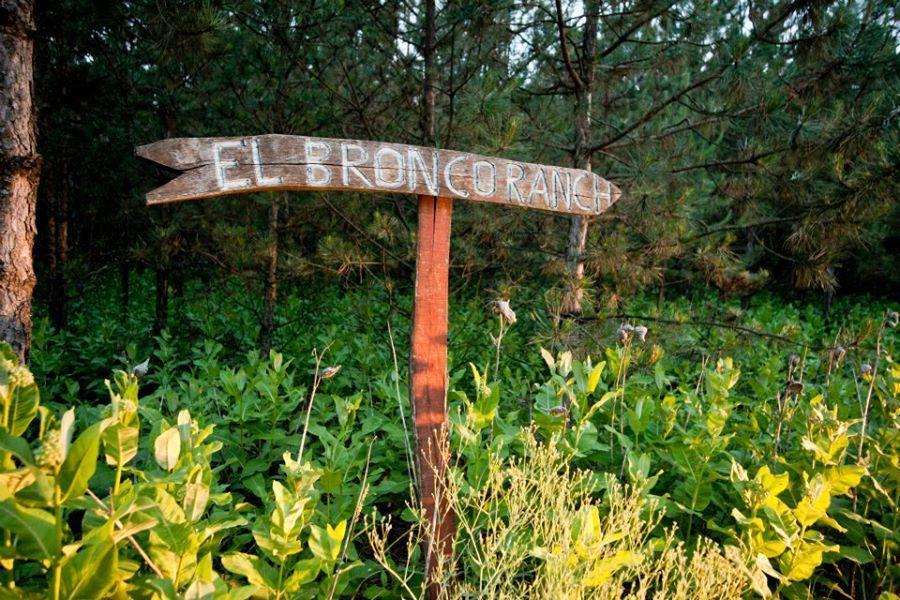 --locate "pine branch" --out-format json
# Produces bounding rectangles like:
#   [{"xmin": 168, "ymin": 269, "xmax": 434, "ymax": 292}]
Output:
[
  {"xmin": 554, "ymin": 0, "xmax": 585, "ymax": 91},
  {"xmin": 589, "ymin": 66, "xmax": 727, "ymax": 154}
]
